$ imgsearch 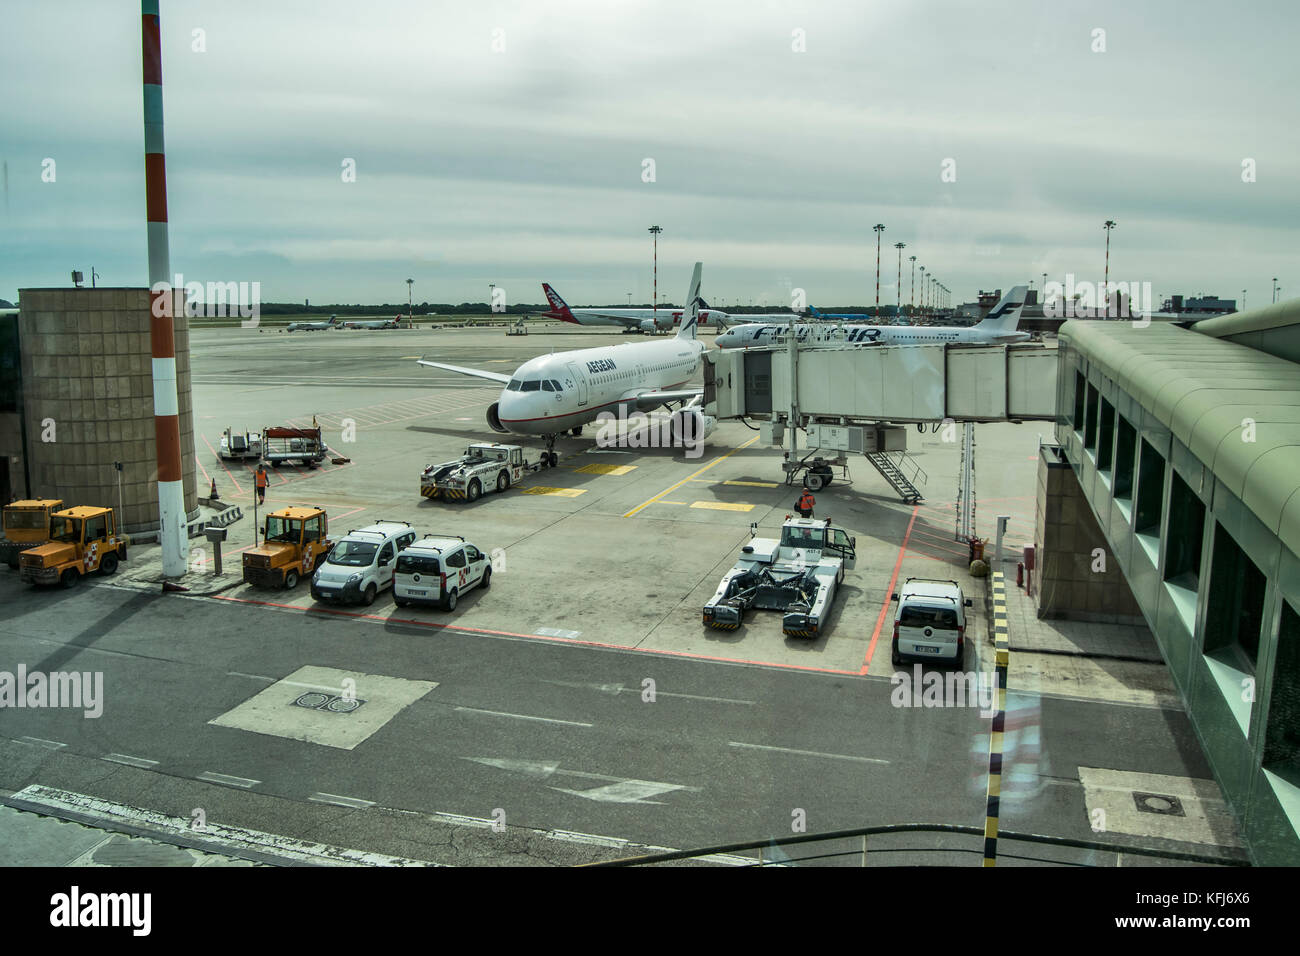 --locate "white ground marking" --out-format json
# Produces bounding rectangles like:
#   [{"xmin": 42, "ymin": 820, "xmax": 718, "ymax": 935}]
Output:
[
  {"xmin": 535, "ymin": 627, "xmax": 582, "ymax": 639},
  {"xmin": 463, "ymin": 756, "xmax": 698, "ymax": 804},
  {"xmin": 210, "ymin": 665, "xmax": 438, "ymax": 750},
  {"xmin": 102, "ymin": 754, "xmax": 159, "ymax": 769},
  {"xmin": 17, "ymin": 737, "xmax": 66, "ymax": 750},
  {"xmin": 197, "ymin": 772, "xmax": 260, "ymax": 789},
  {"xmin": 226, "ymin": 671, "xmax": 275, "ymax": 682},
  {"xmin": 454, "ymin": 706, "xmax": 593, "ymax": 728},
  {"xmin": 728, "ymin": 741, "xmax": 890, "ymax": 765},
  {"xmin": 310, "ymin": 793, "xmax": 377, "ymax": 809},
  {"xmin": 1077, "ymin": 768, "xmax": 1243, "ymax": 848},
  {"xmin": 538, "ymin": 679, "xmax": 754, "ymax": 705},
  {"xmin": 10, "ymin": 786, "xmax": 432, "ymax": 866},
  {"xmin": 549, "ymin": 780, "xmax": 689, "ymax": 804}
]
